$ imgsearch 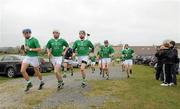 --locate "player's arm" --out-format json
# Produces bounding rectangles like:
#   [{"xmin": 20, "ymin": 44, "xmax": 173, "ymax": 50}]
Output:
[
  {"xmin": 131, "ymin": 49, "xmax": 135, "ymax": 57},
  {"xmin": 72, "ymin": 41, "xmax": 77, "ymax": 57},
  {"xmin": 121, "ymin": 50, "xmax": 126, "ymax": 57},
  {"xmin": 30, "ymin": 39, "xmax": 41, "ymax": 52},
  {"xmin": 89, "ymin": 41, "xmax": 94, "ymax": 53},
  {"xmin": 46, "ymin": 40, "xmax": 52, "ymax": 57},
  {"xmin": 110, "ymin": 46, "xmax": 115, "ymax": 57}
]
